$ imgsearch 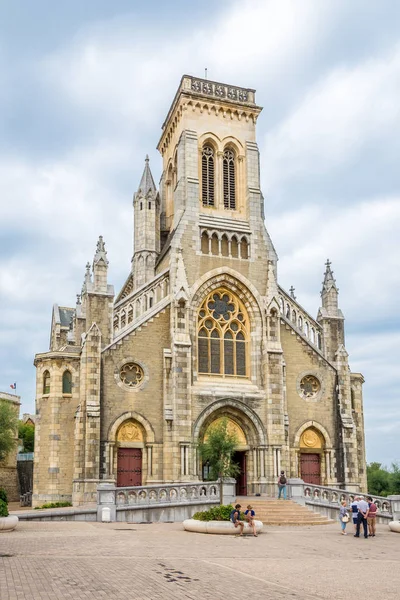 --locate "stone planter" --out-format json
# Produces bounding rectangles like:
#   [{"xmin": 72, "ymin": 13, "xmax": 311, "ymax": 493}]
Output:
[
  {"xmin": 0, "ymin": 515, "xmax": 19, "ymax": 532},
  {"xmin": 183, "ymin": 518, "xmax": 263, "ymax": 535},
  {"xmin": 388, "ymin": 521, "xmax": 400, "ymax": 533}
]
